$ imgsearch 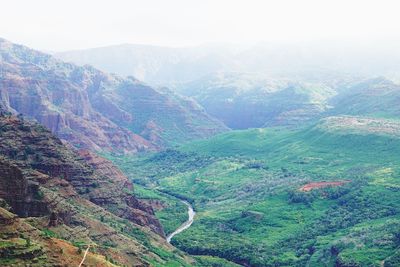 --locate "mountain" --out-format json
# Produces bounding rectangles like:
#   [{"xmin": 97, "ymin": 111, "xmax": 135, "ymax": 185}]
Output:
[
  {"xmin": 0, "ymin": 112, "xmax": 195, "ymax": 266},
  {"xmin": 0, "ymin": 38, "xmax": 227, "ymax": 152},
  {"xmin": 111, "ymin": 116, "xmax": 400, "ymax": 266},
  {"xmin": 176, "ymin": 74, "xmax": 400, "ymax": 129},
  {"xmin": 90, "ymin": 83, "xmax": 228, "ymax": 146},
  {"xmin": 56, "ymin": 42, "xmax": 400, "ymax": 130},
  {"xmin": 55, "ymin": 44, "xmax": 239, "ymax": 86},
  {"xmin": 174, "ymin": 72, "xmax": 340, "ymax": 129},
  {"xmin": 55, "ymin": 41, "xmax": 400, "ymax": 88},
  {"xmin": 330, "ymin": 77, "xmax": 400, "ymax": 118}
]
